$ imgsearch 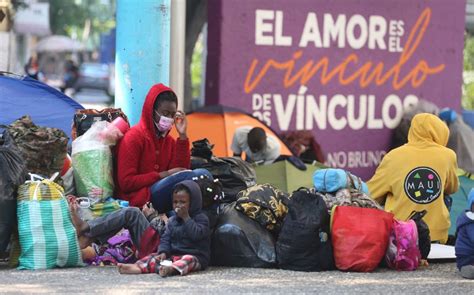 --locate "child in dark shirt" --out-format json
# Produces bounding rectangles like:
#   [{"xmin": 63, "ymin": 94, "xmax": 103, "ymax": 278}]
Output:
[
  {"xmin": 455, "ymin": 189, "xmax": 474, "ymax": 279},
  {"xmin": 118, "ymin": 180, "xmax": 210, "ymax": 277}
]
